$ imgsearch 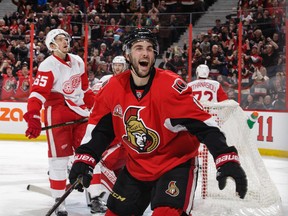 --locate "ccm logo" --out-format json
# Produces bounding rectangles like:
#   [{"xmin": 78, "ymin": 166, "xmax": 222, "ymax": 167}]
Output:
[{"xmin": 0, "ymin": 107, "xmax": 44, "ymax": 122}]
